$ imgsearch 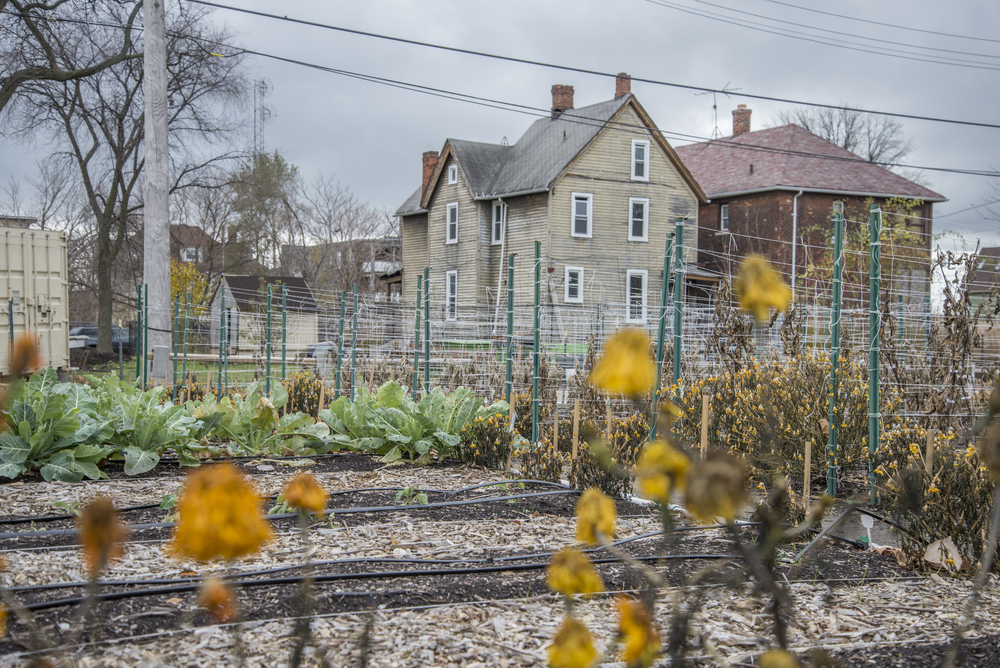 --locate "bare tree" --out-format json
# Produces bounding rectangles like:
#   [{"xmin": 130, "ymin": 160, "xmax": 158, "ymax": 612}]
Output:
[
  {"xmin": 772, "ymin": 105, "xmax": 914, "ymax": 167},
  {"xmin": 2, "ymin": 0, "xmax": 247, "ymax": 350}
]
